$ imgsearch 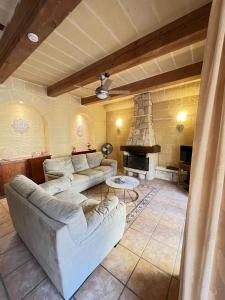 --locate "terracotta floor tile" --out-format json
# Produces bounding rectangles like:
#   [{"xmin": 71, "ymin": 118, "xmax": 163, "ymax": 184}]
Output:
[
  {"xmin": 131, "ymin": 214, "xmax": 159, "ymax": 236},
  {"xmin": 147, "ymin": 200, "xmax": 166, "ymax": 217},
  {"xmin": 0, "ymin": 243, "xmax": 32, "ymax": 276},
  {"xmin": 23, "ymin": 278, "xmax": 63, "ymax": 300},
  {"xmin": 167, "ymin": 277, "xmax": 180, "ymax": 300},
  {"xmin": 0, "ymin": 231, "xmax": 22, "ymax": 254},
  {"xmin": 4, "ymin": 258, "xmax": 46, "ymax": 300},
  {"xmin": 0, "ymin": 199, "xmax": 9, "ymax": 212},
  {"xmin": 102, "ymin": 244, "xmax": 139, "ymax": 284},
  {"xmin": 139, "ymin": 207, "xmax": 162, "ymax": 221},
  {"xmin": 142, "ymin": 239, "xmax": 177, "ymax": 274},
  {"xmin": 127, "ymin": 259, "xmax": 171, "ymax": 300},
  {"xmin": 75, "ymin": 265, "xmax": 124, "ymax": 300},
  {"xmin": 152, "ymin": 223, "xmax": 181, "ymax": 249},
  {"xmin": 120, "ymin": 228, "xmax": 150, "ymax": 256},
  {"xmin": 0, "ymin": 279, "xmax": 8, "ymax": 300},
  {"xmin": 119, "ymin": 287, "xmax": 141, "ymax": 300},
  {"xmin": 173, "ymin": 250, "xmax": 182, "ymax": 278},
  {"xmin": 0, "ymin": 213, "xmax": 11, "ymax": 225},
  {"xmin": 0, "ymin": 220, "xmax": 15, "ymax": 239}
]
